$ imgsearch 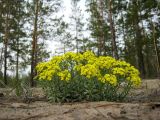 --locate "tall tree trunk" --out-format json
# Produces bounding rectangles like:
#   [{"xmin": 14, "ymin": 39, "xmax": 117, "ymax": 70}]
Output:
[
  {"xmin": 72, "ymin": 1, "xmax": 78, "ymax": 53},
  {"xmin": 34, "ymin": 32, "xmax": 38, "ymax": 78},
  {"xmin": 30, "ymin": 0, "xmax": 39, "ymax": 87},
  {"xmin": 99, "ymin": 0, "xmax": 105, "ymax": 55},
  {"xmin": 140, "ymin": 11, "xmax": 150, "ymax": 77},
  {"xmin": 16, "ymin": 1, "xmax": 20, "ymax": 82},
  {"xmin": 4, "ymin": 1, "xmax": 9, "ymax": 85},
  {"xmin": 121, "ymin": 14, "xmax": 127, "ymax": 60},
  {"xmin": 16, "ymin": 36, "xmax": 19, "ymax": 82},
  {"xmin": 135, "ymin": 22, "xmax": 146, "ymax": 78},
  {"xmin": 108, "ymin": 0, "xmax": 118, "ymax": 59},
  {"xmin": 89, "ymin": 0, "xmax": 102, "ymax": 56},
  {"xmin": 0, "ymin": 10, "xmax": 3, "ymax": 72},
  {"xmin": 0, "ymin": 44, "xmax": 4, "ymax": 71},
  {"xmin": 152, "ymin": 21, "xmax": 160, "ymax": 78},
  {"xmin": 94, "ymin": 0, "xmax": 105, "ymax": 56},
  {"xmin": 75, "ymin": 4, "xmax": 78, "ymax": 53},
  {"xmin": 134, "ymin": 1, "xmax": 145, "ymax": 78},
  {"xmin": 76, "ymin": 27, "xmax": 78, "ymax": 53}
]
